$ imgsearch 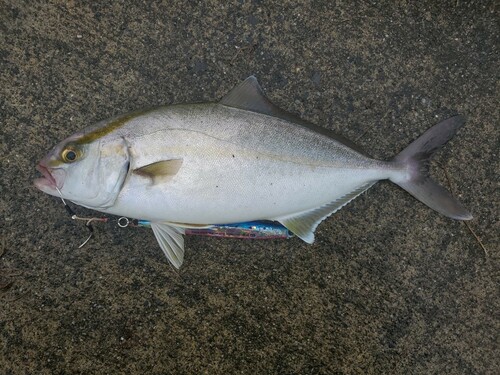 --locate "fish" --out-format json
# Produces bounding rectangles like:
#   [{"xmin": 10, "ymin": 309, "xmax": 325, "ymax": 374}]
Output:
[{"xmin": 34, "ymin": 76, "xmax": 472, "ymax": 268}]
